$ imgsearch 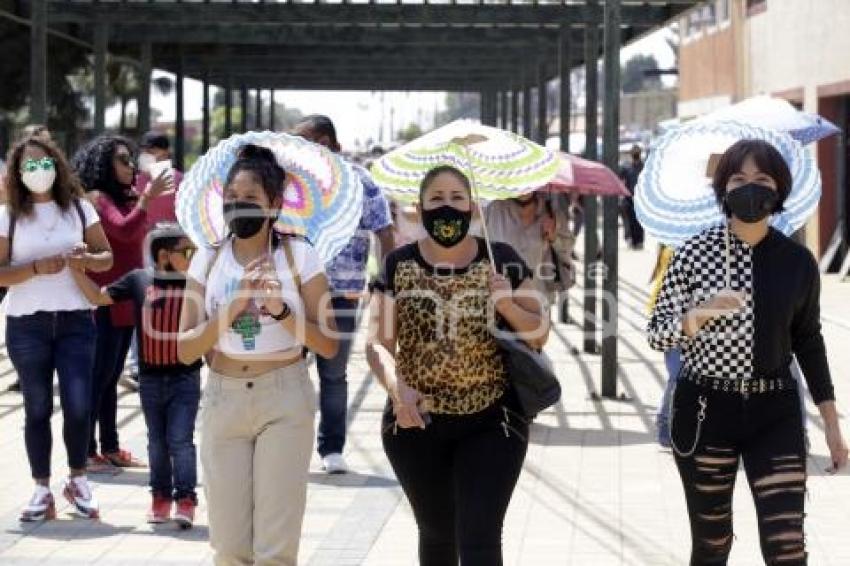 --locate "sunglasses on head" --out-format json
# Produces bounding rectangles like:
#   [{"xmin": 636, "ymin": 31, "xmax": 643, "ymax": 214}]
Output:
[
  {"xmin": 21, "ymin": 157, "xmax": 55, "ymax": 173},
  {"xmin": 170, "ymin": 246, "xmax": 195, "ymax": 260},
  {"xmin": 114, "ymin": 153, "xmax": 134, "ymax": 167}
]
